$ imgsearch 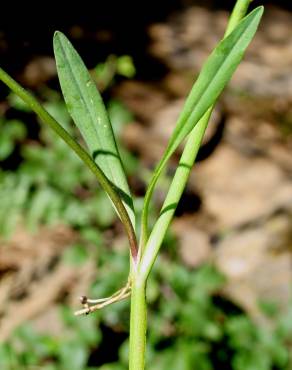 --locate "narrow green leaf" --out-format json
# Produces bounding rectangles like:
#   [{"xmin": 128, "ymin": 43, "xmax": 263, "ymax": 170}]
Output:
[
  {"xmin": 53, "ymin": 32, "xmax": 135, "ymax": 229},
  {"xmin": 141, "ymin": 6, "xmax": 263, "ymax": 244},
  {"xmin": 169, "ymin": 6, "xmax": 263, "ymax": 151}
]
